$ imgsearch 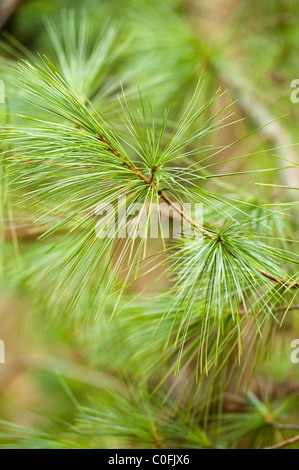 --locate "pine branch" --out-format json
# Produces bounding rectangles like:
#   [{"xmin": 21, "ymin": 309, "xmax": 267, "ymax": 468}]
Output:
[
  {"xmin": 3, "ymin": 53, "xmax": 298, "ymax": 377},
  {"xmin": 95, "ymin": 131, "xmax": 299, "ymax": 289}
]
